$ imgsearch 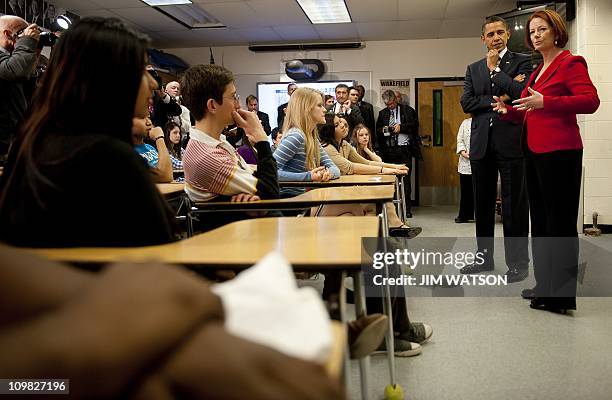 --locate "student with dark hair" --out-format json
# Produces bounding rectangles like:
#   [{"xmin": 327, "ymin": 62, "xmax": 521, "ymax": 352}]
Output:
[
  {"xmin": 132, "ymin": 115, "xmax": 173, "ymax": 183},
  {"xmin": 0, "ymin": 17, "xmax": 175, "ymax": 247},
  {"xmin": 319, "ymin": 114, "xmax": 420, "ymax": 238},
  {"xmin": 164, "ymin": 120, "xmax": 184, "ymax": 169}
]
